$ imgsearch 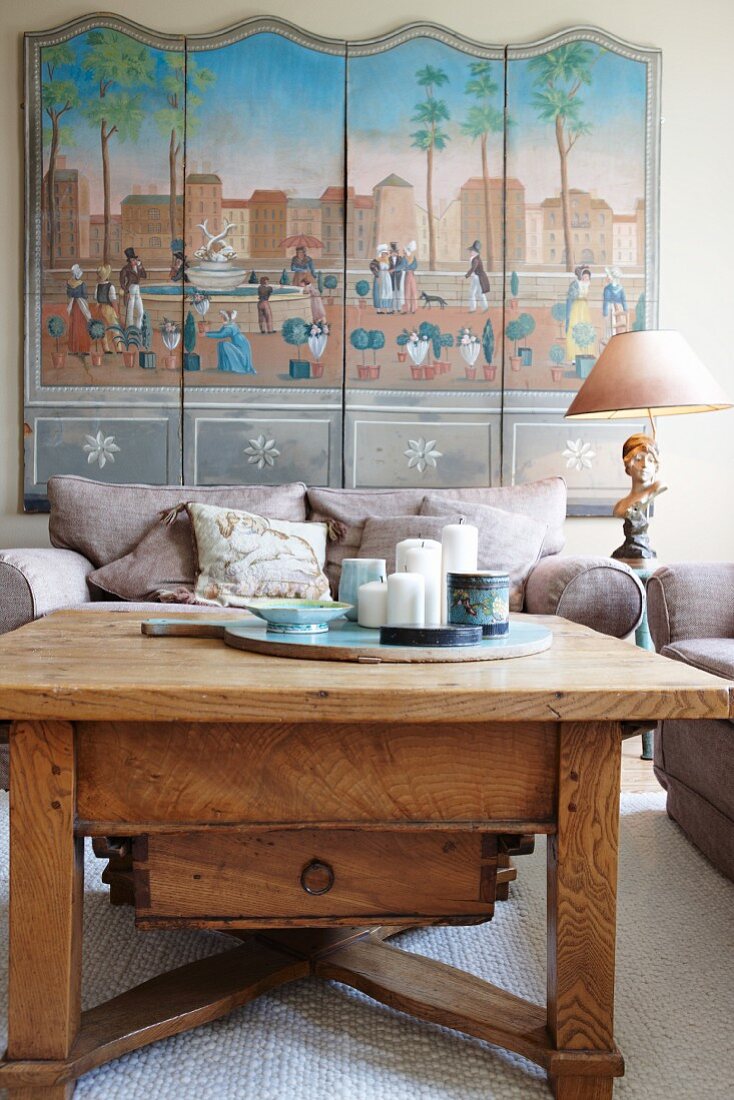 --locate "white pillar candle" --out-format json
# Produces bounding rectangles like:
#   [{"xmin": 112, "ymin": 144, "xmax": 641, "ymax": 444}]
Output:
[
  {"xmin": 441, "ymin": 522, "xmax": 479, "ymax": 623},
  {"xmin": 386, "ymin": 572, "xmax": 425, "ymax": 626},
  {"xmin": 405, "ymin": 544, "xmax": 443, "ymax": 625},
  {"xmin": 395, "ymin": 536, "xmax": 441, "ymax": 573},
  {"xmin": 357, "ymin": 581, "xmax": 389, "ymax": 628}
]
